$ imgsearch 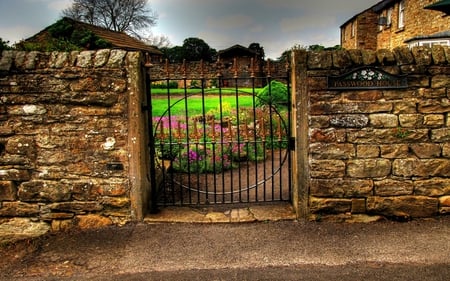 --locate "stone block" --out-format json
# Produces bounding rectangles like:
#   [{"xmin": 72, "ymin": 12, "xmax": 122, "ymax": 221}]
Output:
[
  {"xmin": 310, "ymin": 143, "xmax": 355, "ymax": 160},
  {"xmin": 431, "ymin": 128, "xmax": 450, "ymax": 142},
  {"xmin": 309, "ymin": 116, "xmax": 329, "ymax": 128},
  {"xmin": 347, "ymin": 49, "xmax": 363, "ymax": 65},
  {"xmin": 431, "ymin": 45, "xmax": 447, "ymax": 65},
  {"xmin": 95, "ymin": 179, "xmax": 128, "ymax": 196},
  {"xmin": 343, "ymin": 90, "xmax": 383, "ymax": 101},
  {"xmin": 0, "ymin": 218, "xmax": 50, "ymax": 244},
  {"xmin": 307, "ymin": 51, "xmax": 332, "ymax": 69},
  {"xmin": 310, "ymin": 197, "xmax": 352, "ymax": 214},
  {"xmin": 107, "ymin": 50, "xmax": 127, "ymax": 68},
  {"xmin": 310, "ymin": 128, "xmax": 340, "ymax": 143},
  {"xmin": 332, "ymin": 50, "xmax": 352, "ymax": 68},
  {"xmin": 0, "ymin": 181, "xmax": 17, "ymax": 200},
  {"xmin": 0, "ymin": 202, "xmax": 39, "ymax": 216},
  {"xmin": 418, "ymin": 99, "xmax": 450, "ymax": 113},
  {"xmin": 423, "ymin": 114, "xmax": 445, "ymax": 127},
  {"xmin": 49, "ymin": 52, "xmax": 69, "ymax": 68},
  {"xmin": 393, "ymin": 159, "xmax": 450, "ymax": 177},
  {"xmin": 0, "ymin": 169, "xmax": 31, "ymax": 181},
  {"xmin": 310, "ymin": 160, "xmax": 345, "ymax": 178},
  {"xmin": 310, "ymin": 179, "xmax": 373, "ymax": 198},
  {"xmin": 101, "ymin": 196, "xmax": 130, "ymax": 208},
  {"xmin": 376, "ymin": 49, "xmax": 396, "ymax": 65},
  {"xmin": 431, "ymin": 75, "xmax": 450, "ymax": 88},
  {"xmin": 329, "ymin": 115, "xmax": 369, "ymax": 128},
  {"xmin": 5, "ymin": 136, "xmax": 36, "ymax": 156},
  {"xmin": 369, "ymin": 114, "xmax": 398, "ymax": 128},
  {"xmin": 411, "ymin": 47, "xmax": 432, "ymax": 66},
  {"xmin": 347, "ymin": 128, "xmax": 428, "ymax": 144},
  {"xmin": 374, "ymin": 179, "xmax": 414, "ymax": 196},
  {"xmin": 356, "ymin": 145, "xmax": 380, "ymax": 158},
  {"xmin": 76, "ymin": 51, "xmax": 95, "ymax": 68},
  {"xmin": 361, "ymin": 49, "xmax": 377, "ymax": 65},
  {"xmin": 443, "ymin": 143, "xmax": 450, "ymax": 157},
  {"xmin": 399, "ymin": 114, "xmax": 423, "ymax": 127},
  {"xmin": 367, "ymin": 196, "xmax": 438, "ymax": 218},
  {"xmin": 380, "ymin": 144, "xmax": 409, "ymax": 159},
  {"xmin": 51, "ymin": 219, "xmax": 74, "ymax": 232},
  {"xmin": 94, "ymin": 49, "xmax": 110, "ymax": 67},
  {"xmin": 410, "ymin": 143, "xmax": 441, "ymax": 158},
  {"xmin": 48, "ymin": 202, "xmax": 103, "ymax": 214},
  {"xmin": 18, "ymin": 180, "xmax": 71, "ymax": 202},
  {"xmin": 75, "ymin": 214, "xmax": 113, "ymax": 229},
  {"xmin": 0, "ymin": 50, "xmax": 14, "ymax": 71},
  {"xmin": 393, "ymin": 101, "xmax": 417, "ymax": 114},
  {"xmin": 393, "ymin": 47, "xmax": 414, "ymax": 65},
  {"xmin": 439, "ymin": 196, "xmax": 450, "ymax": 207},
  {"xmin": 414, "ymin": 179, "xmax": 450, "ymax": 197},
  {"xmin": 347, "ymin": 159, "xmax": 391, "ymax": 178}
]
